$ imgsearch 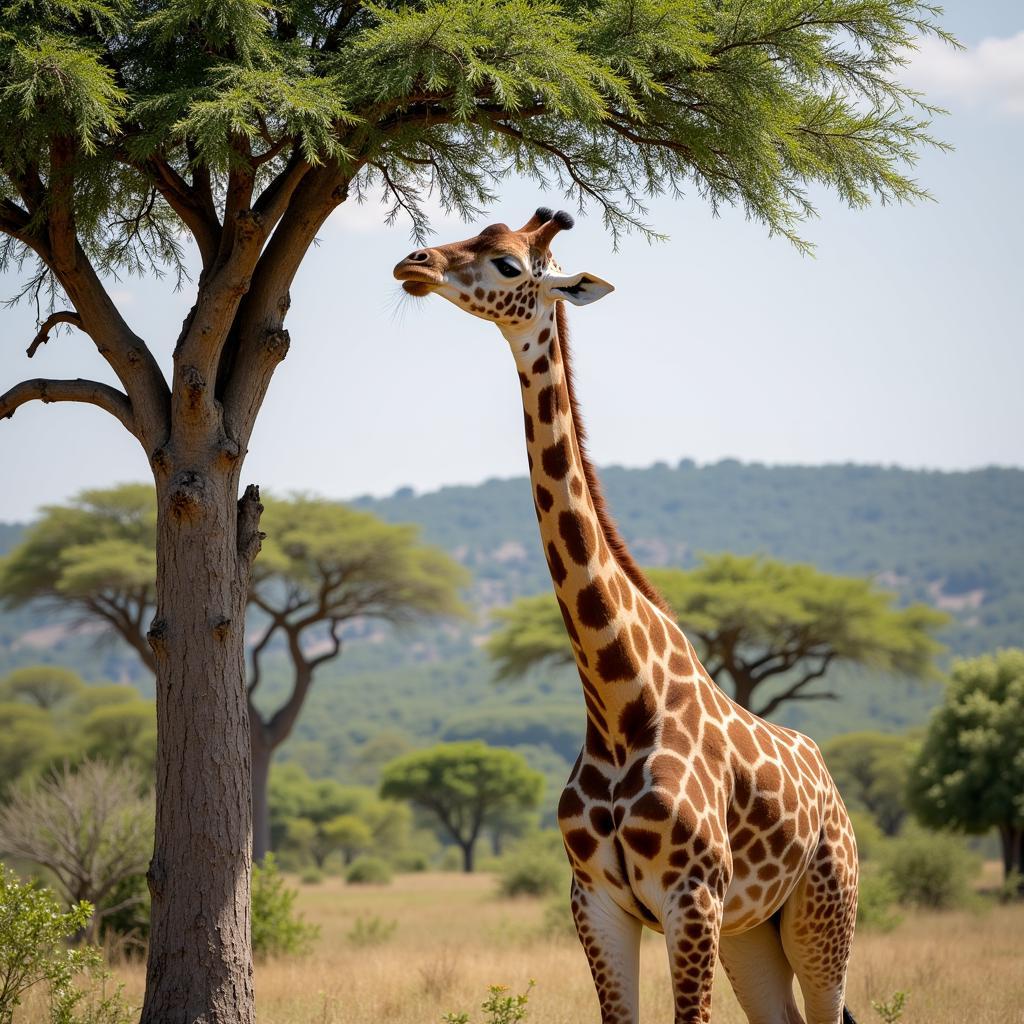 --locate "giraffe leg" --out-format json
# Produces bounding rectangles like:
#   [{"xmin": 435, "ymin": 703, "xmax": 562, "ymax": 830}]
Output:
[
  {"xmin": 570, "ymin": 880, "xmax": 642, "ymax": 1024},
  {"xmin": 779, "ymin": 838, "xmax": 858, "ymax": 1024},
  {"xmin": 662, "ymin": 884, "xmax": 724, "ymax": 1024},
  {"xmin": 719, "ymin": 919, "xmax": 805, "ymax": 1024}
]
